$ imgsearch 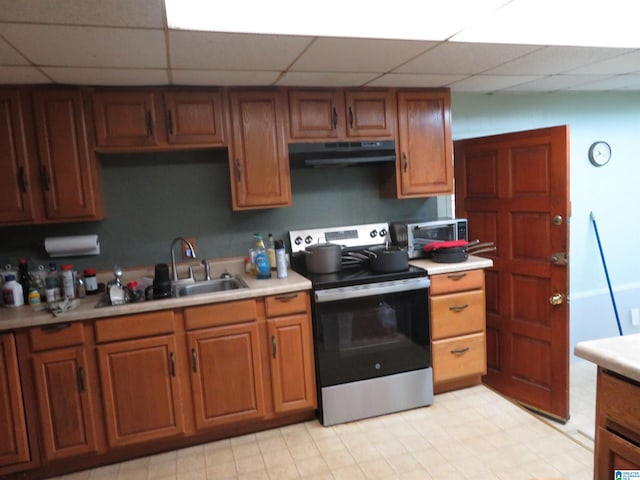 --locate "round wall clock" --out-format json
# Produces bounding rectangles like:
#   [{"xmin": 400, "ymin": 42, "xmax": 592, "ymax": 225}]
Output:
[{"xmin": 588, "ymin": 141, "xmax": 611, "ymax": 167}]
